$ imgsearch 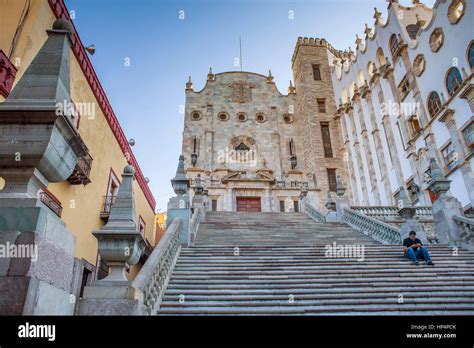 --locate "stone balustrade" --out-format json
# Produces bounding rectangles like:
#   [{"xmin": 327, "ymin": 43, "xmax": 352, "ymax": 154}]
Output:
[
  {"xmin": 350, "ymin": 206, "xmax": 433, "ymax": 219},
  {"xmin": 133, "ymin": 218, "xmax": 182, "ymax": 315},
  {"xmin": 453, "ymin": 215, "xmax": 474, "ymax": 245},
  {"xmin": 303, "ymin": 202, "xmax": 326, "ymax": 222},
  {"xmin": 343, "ymin": 207, "xmax": 402, "ymax": 244}
]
